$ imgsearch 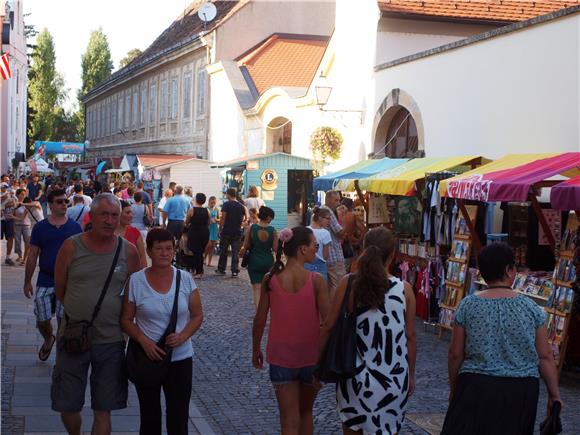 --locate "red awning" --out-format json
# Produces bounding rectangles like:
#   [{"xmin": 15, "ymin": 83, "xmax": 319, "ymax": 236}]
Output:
[
  {"xmin": 550, "ymin": 175, "xmax": 580, "ymax": 211},
  {"xmin": 441, "ymin": 152, "xmax": 580, "ymax": 202}
]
